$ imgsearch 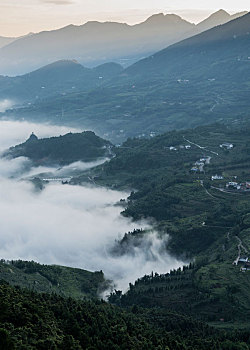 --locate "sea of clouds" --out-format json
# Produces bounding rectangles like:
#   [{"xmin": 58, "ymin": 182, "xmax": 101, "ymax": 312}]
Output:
[{"xmin": 0, "ymin": 118, "xmax": 183, "ymax": 292}]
